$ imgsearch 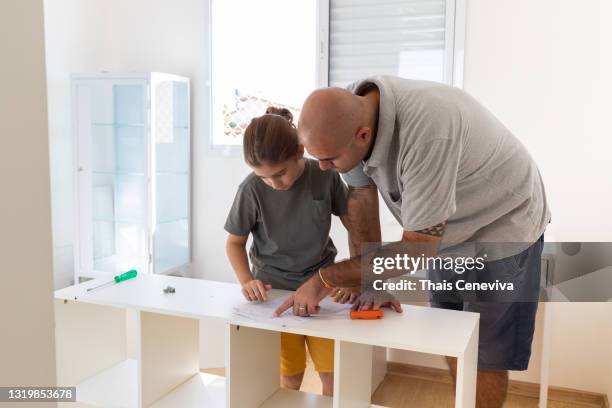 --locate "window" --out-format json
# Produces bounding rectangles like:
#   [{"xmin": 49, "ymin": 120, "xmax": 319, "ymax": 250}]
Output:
[
  {"xmin": 208, "ymin": 0, "xmax": 464, "ymax": 149},
  {"xmin": 210, "ymin": 0, "xmax": 323, "ymax": 149}
]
